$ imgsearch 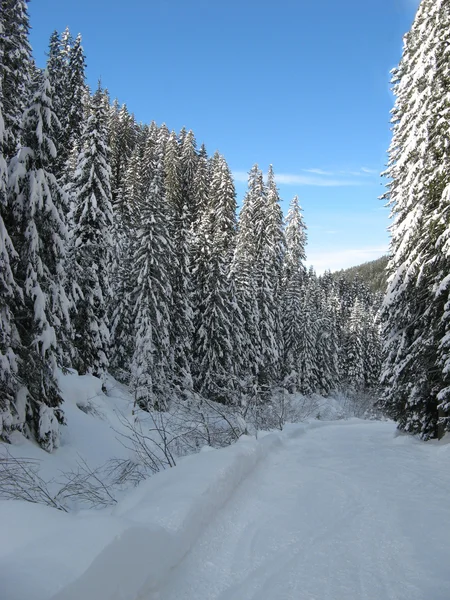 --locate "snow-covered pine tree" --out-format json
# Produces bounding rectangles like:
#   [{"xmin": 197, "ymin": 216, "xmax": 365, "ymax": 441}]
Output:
[
  {"xmin": 0, "ymin": 13, "xmax": 21, "ymax": 440},
  {"xmin": 192, "ymin": 153, "xmax": 239, "ymax": 404},
  {"xmin": 45, "ymin": 28, "xmax": 86, "ymax": 186},
  {"xmin": 191, "ymin": 143, "xmax": 209, "ymax": 231},
  {"xmin": 230, "ymin": 166, "xmax": 266, "ymax": 401},
  {"xmin": 312, "ymin": 276, "xmax": 341, "ymax": 395},
  {"xmin": 2, "ymin": 0, "xmax": 32, "ymax": 161},
  {"xmin": 256, "ymin": 165, "xmax": 285, "ymax": 397},
  {"xmin": 130, "ymin": 127, "xmax": 174, "ymax": 410},
  {"xmin": 343, "ymin": 299, "xmax": 365, "ymax": 392},
  {"xmin": 109, "ymin": 135, "xmax": 146, "ymax": 382},
  {"xmin": 64, "ymin": 33, "xmax": 86, "ymax": 159},
  {"xmin": 419, "ymin": 2, "xmax": 450, "ymax": 436},
  {"xmin": 69, "ymin": 85, "xmax": 113, "ymax": 380},
  {"xmin": 297, "ymin": 272, "xmax": 319, "ymax": 396},
  {"xmin": 109, "ymin": 100, "xmax": 138, "ymax": 207},
  {"xmin": 7, "ymin": 70, "xmax": 70, "ymax": 451},
  {"xmin": 380, "ymin": 0, "xmax": 450, "ymax": 438},
  {"xmin": 281, "ymin": 196, "xmax": 307, "ymax": 392},
  {"xmin": 164, "ymin": 130, "xmax": 194, "ymax": 399},
  {"xmin": 46, "ymin": 30, "xmax": 67, "ymax": 157},
  {"xmin": 180, "ymin": 129, "xmax": 198, "ymax": 227},
  {"xmin": 362, "ymin": 305, "xmax": 382, "ymax": 390}
]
